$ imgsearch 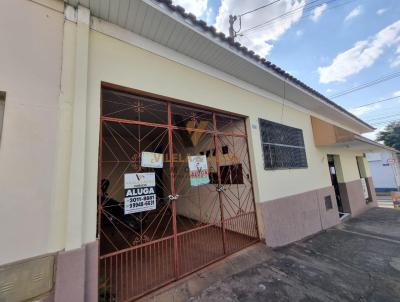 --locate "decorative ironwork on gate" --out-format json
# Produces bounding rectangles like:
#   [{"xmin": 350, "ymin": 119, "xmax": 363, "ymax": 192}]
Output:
[{"xmin": 98, "ymin": 86, "xmax": 259, "ymax": 301}]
